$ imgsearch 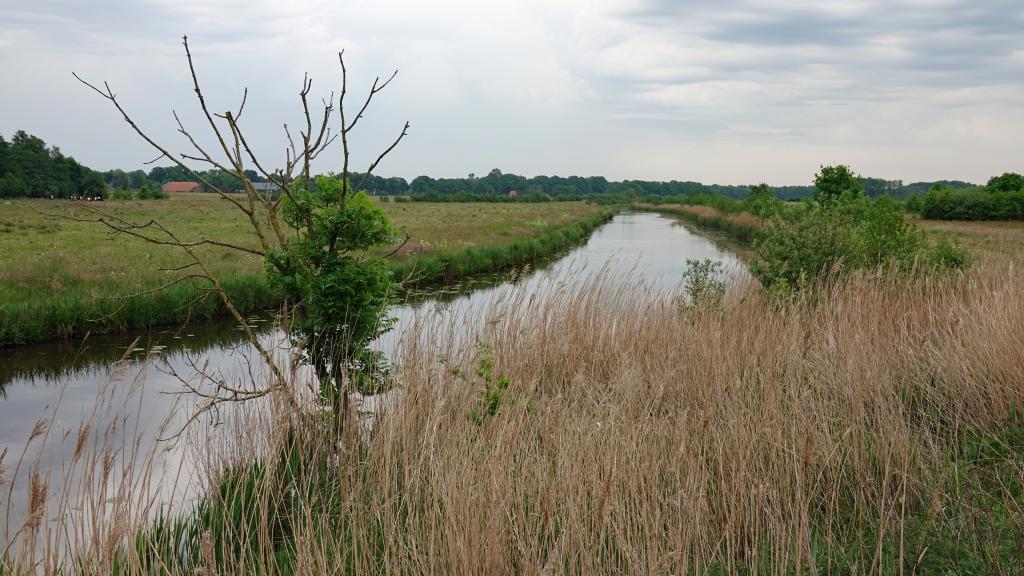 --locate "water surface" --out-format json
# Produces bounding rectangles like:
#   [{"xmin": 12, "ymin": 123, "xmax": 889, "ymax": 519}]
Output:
[{"xmin": 0, "ymin": 211, "xmax": 745, "ymax": 539}]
